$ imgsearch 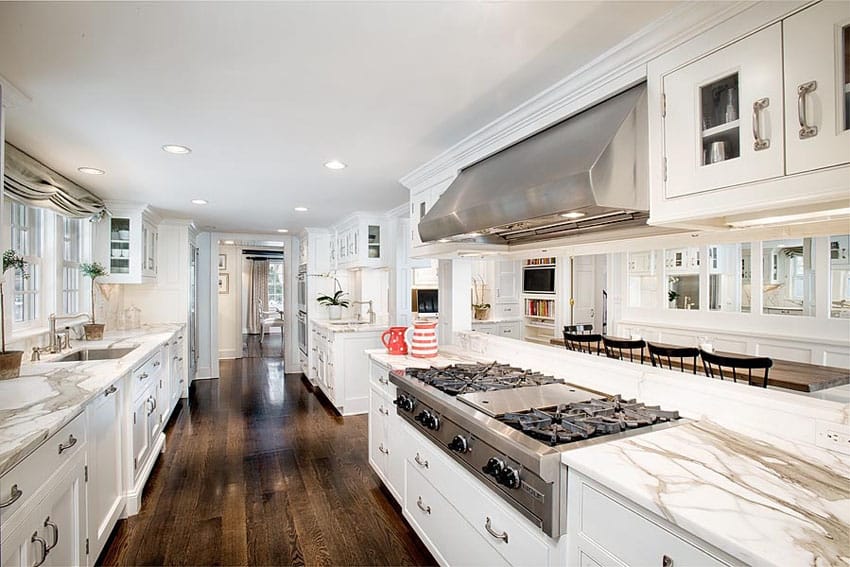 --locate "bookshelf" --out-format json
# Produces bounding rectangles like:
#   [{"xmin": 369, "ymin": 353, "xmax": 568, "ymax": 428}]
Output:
[{"xmin": 523, "ymin": 258, "xmax": 558, "ymax": 345}]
